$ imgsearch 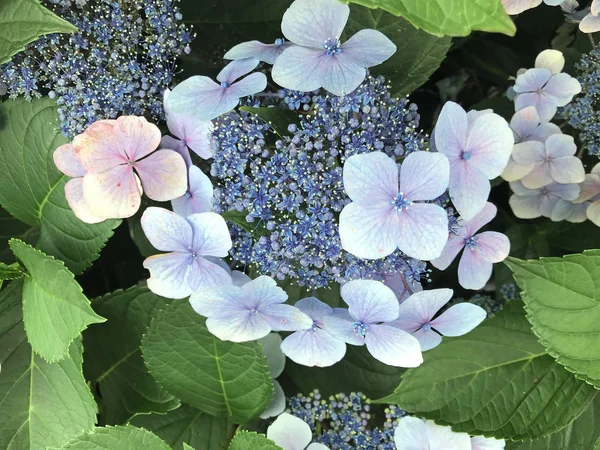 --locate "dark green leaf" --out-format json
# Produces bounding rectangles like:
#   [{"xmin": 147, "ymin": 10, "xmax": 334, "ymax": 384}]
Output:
[
  {"xmin": 131, "ymin": 404, "xmax": 233, "ymax": 450},
  {"xmin": 10, "ymin": 239, "xmax": 105, "ymax": 362},
  {"xmin": 142, "ymin": 301, "xmax": 274, "ymax": 423},
  {"xmin": 54, "ymin": 425, "xmax": 170, "ymax": 450},
  {"xmin": 0, "ymin": 98, "xmax": 120, "ymax": 274},
  {"xmin": 0, "ymin": 280, "xmax": 97, "ymax": 450},
  {"xmin": 379, "ymin": 301, "xmax": 595, "ymax": 440},
  {"xmin": 83, "ymin": 286, "xmax": 179, "ymax": 425},
  {"xmin": 239, "ymin": 106, "xmax": 301, "ymax": 138},
  {"xmin": 505, "ymin": 251, "xmax": 600, "ymax": 388},
  {"xmin": 228, "ymin": 431, "xmax": 283, "ymax": 450},
  {"xmin": 0, "ymin": 206, "xmax": 39, "ymax": 264}
]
